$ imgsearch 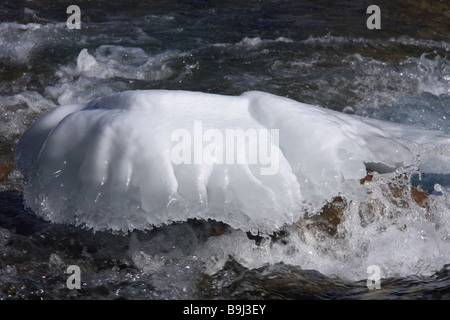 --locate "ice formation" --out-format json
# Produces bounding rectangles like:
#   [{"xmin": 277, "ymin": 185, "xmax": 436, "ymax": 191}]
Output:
[{"xmin": 15, "ymin": 90, "xmax": 450, "ymax": 232}]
